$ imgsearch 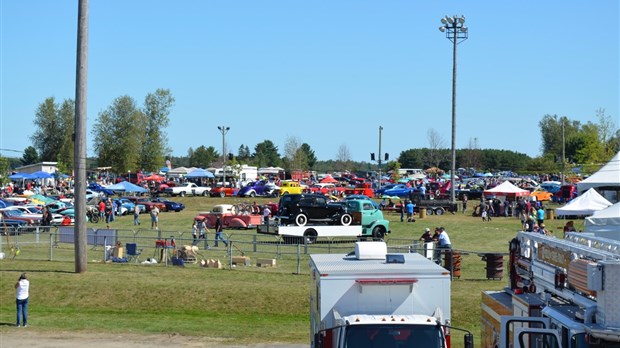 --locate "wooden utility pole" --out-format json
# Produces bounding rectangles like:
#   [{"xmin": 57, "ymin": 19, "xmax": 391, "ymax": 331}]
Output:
[{"xmin": 74, "ymin": 0, "xmax": 89, "ymax": 273}]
